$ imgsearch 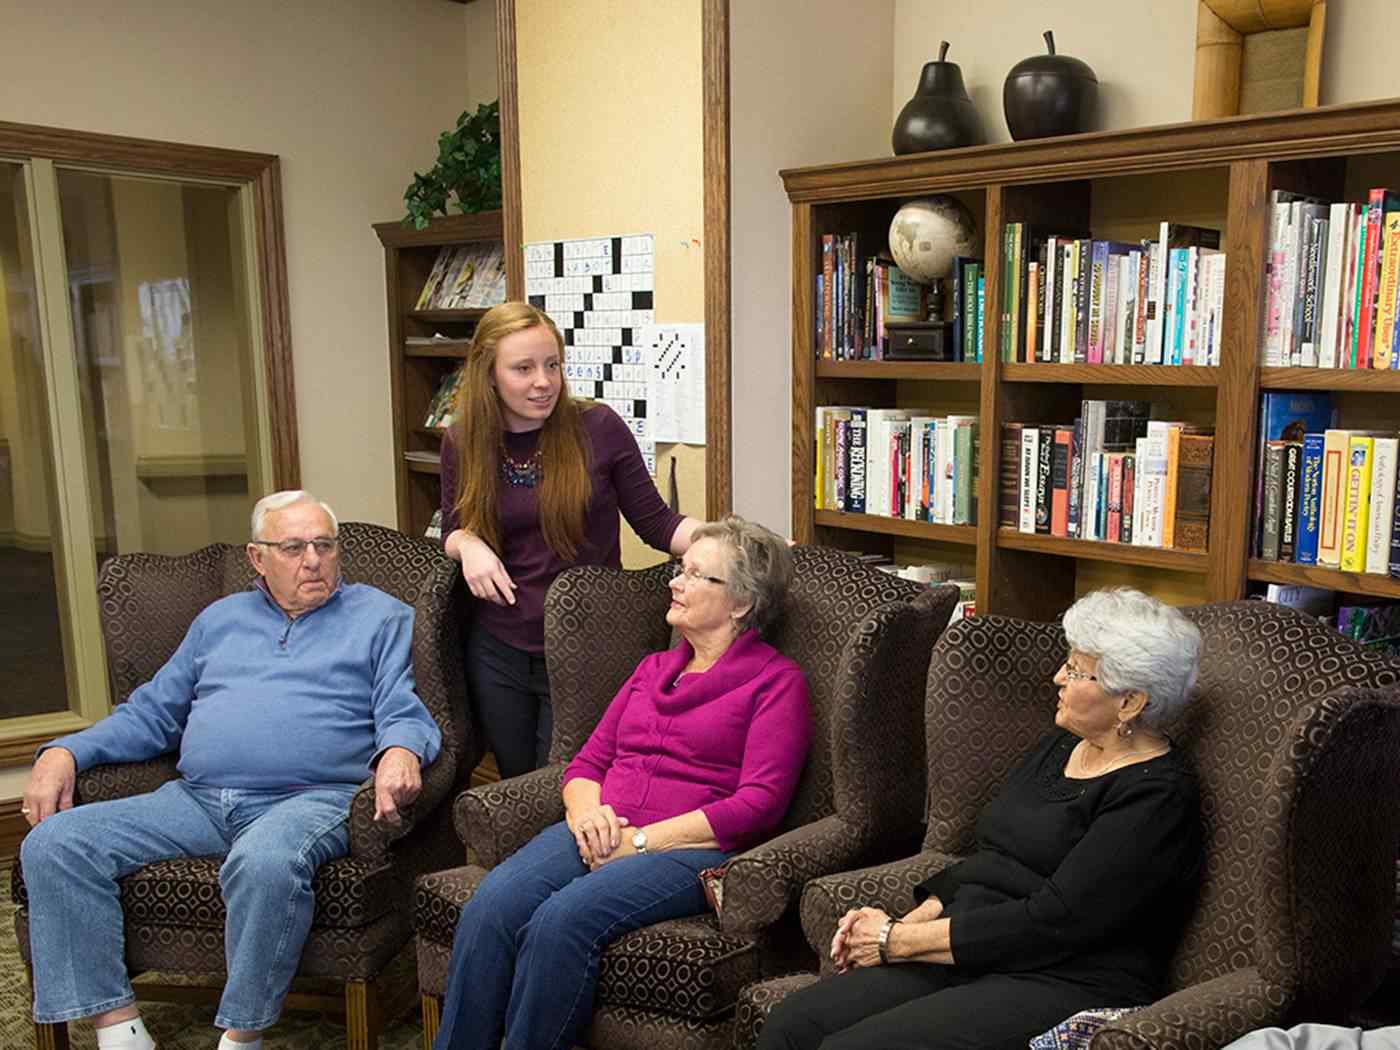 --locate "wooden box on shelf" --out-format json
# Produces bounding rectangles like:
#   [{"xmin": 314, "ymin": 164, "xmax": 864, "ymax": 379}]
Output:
[
  {"xmin": 784, "ymin": 99, "xmax": 1400, "ymax": 621},
  {"xmin": 374, "ymin": 211, "xmax": 516, "ymax": 537}
]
